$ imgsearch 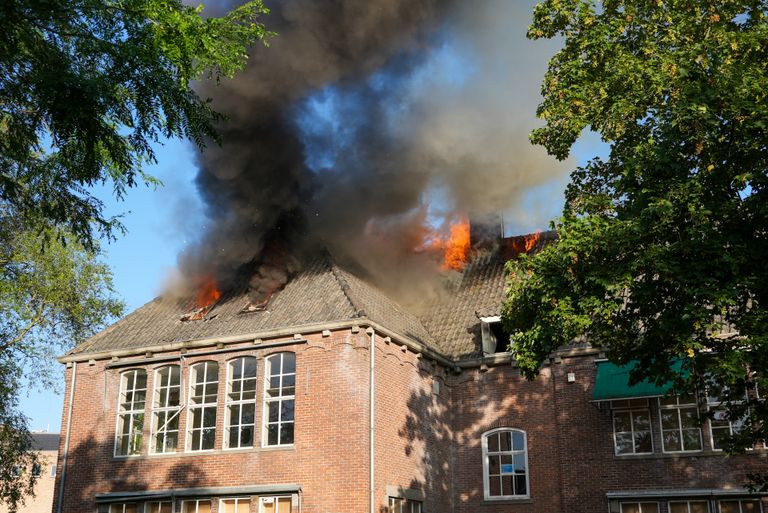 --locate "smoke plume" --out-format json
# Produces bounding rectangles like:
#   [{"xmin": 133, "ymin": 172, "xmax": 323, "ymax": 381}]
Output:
[{"xmin": 179, "ymin": 0, "xmax": 572, "ymax": 303}]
